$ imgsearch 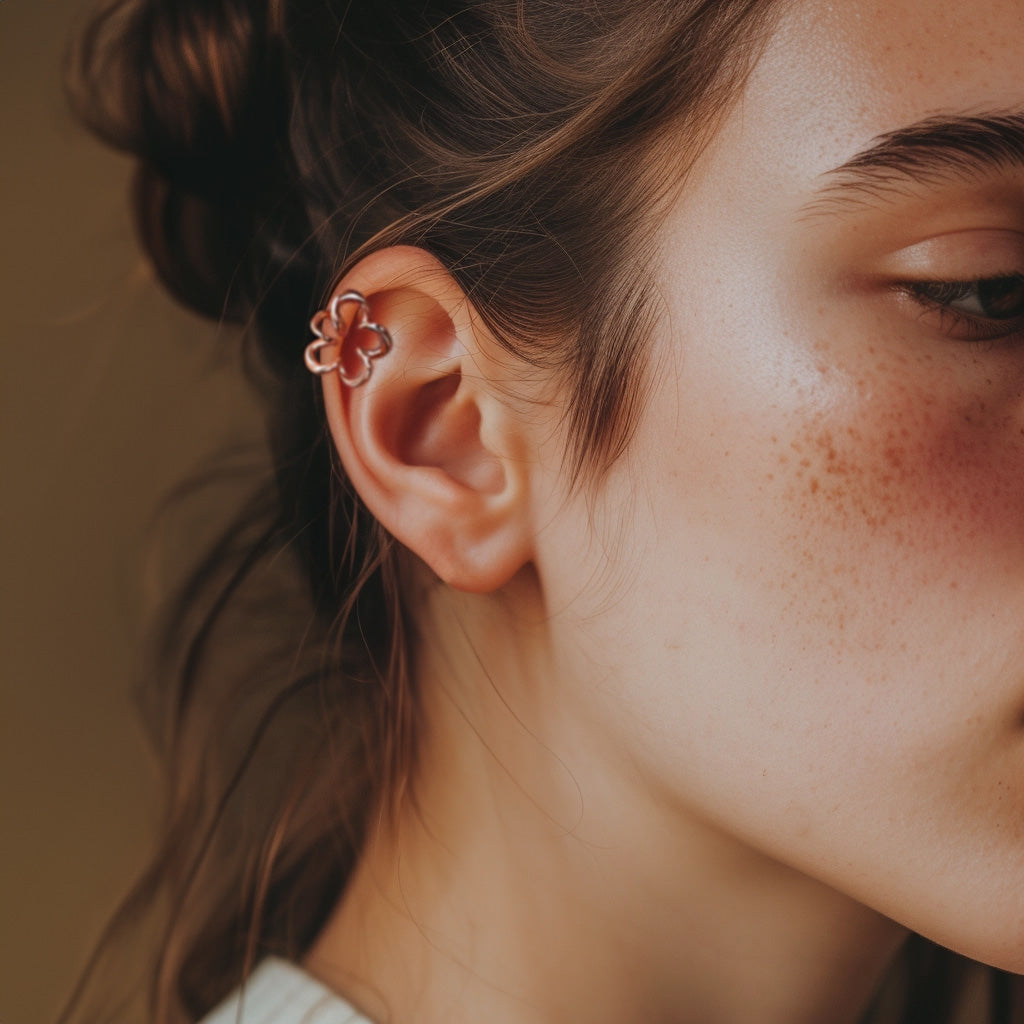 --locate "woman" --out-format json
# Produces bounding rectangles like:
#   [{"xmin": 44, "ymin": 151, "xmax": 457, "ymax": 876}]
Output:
[{"xmin": 64, "ymin": 0, "xmax": 1024, "ymax": 1021}]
